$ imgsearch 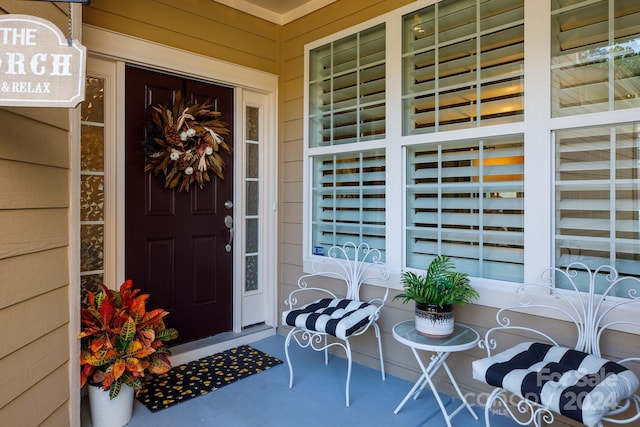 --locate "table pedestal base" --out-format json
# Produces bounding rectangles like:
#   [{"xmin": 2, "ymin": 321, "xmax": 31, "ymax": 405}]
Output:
[{"xmin": 394, "ymin": 348, "xmax": 478, "ymax": 427}]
